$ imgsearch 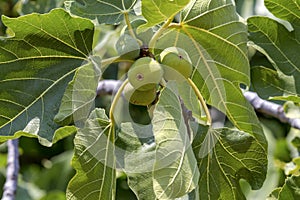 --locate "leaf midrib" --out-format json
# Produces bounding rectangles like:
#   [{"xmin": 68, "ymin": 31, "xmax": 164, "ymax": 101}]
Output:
[{"xmin": 0, "ymin": 59, "xmax": 83, "ymax": 131}]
